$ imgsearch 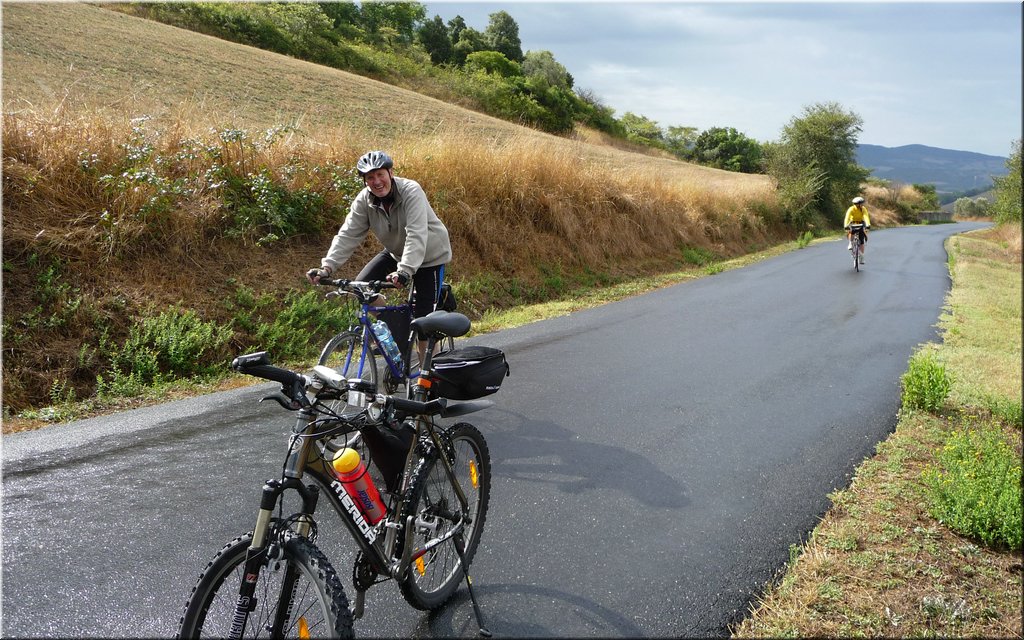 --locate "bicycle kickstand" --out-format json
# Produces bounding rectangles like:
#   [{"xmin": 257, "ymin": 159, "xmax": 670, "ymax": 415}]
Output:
[{"xmin": 453, "ymin": 533, "xmax": 491, "ymax": 637}]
